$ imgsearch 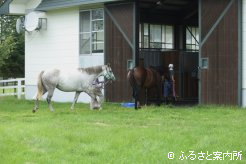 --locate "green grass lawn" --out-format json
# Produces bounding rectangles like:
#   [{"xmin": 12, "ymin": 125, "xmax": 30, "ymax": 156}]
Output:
[
  {"xmin": 0, "ymin": 88, "xmax": 16, "ymax": 94},
  {"xmin": 0, "ymin": 96, "xmax": 245, "ymax": 163}
]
